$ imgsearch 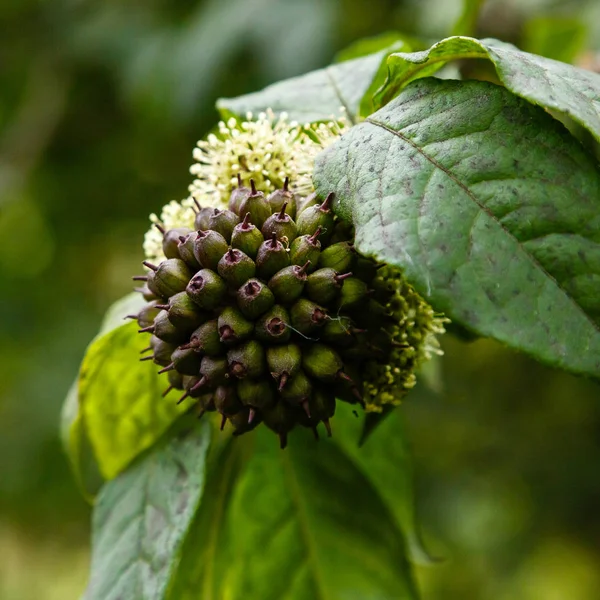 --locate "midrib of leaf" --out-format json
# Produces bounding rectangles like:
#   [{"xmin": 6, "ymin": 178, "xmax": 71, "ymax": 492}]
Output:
[
  {"xmin": 380, "ymin": 51, "xmax": 486, "ymax": 104},
  {"xmin": 202, "ymin": 441, "xmax": 243, "ymax": 599},
  {"xmin": 365, "ymin": 116, "xmax": 600, "ymax": 337},
  {"xmin": 280, "ymin": 450, "xmax": 327, "ymax": 600}
]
